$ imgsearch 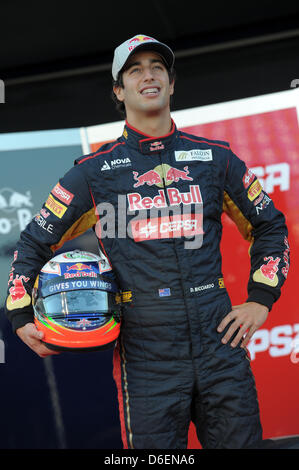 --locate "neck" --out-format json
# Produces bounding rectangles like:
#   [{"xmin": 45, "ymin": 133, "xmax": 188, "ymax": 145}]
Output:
[{"xmin": 126, "ymin": 109, "xmax": 172, "ymax": 137}]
